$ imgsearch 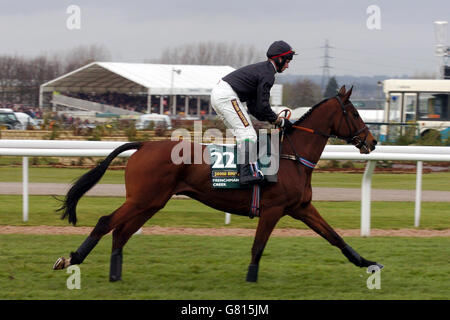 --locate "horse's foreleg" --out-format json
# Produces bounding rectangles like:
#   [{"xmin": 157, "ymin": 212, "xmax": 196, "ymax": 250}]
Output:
[
  {"xmin": 246, "ymin": 208, "xmax": 282, "ymax": 283},
  {"xmin": 290, "ymin": 203, "xmax": 383, "ymax": 269}
]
